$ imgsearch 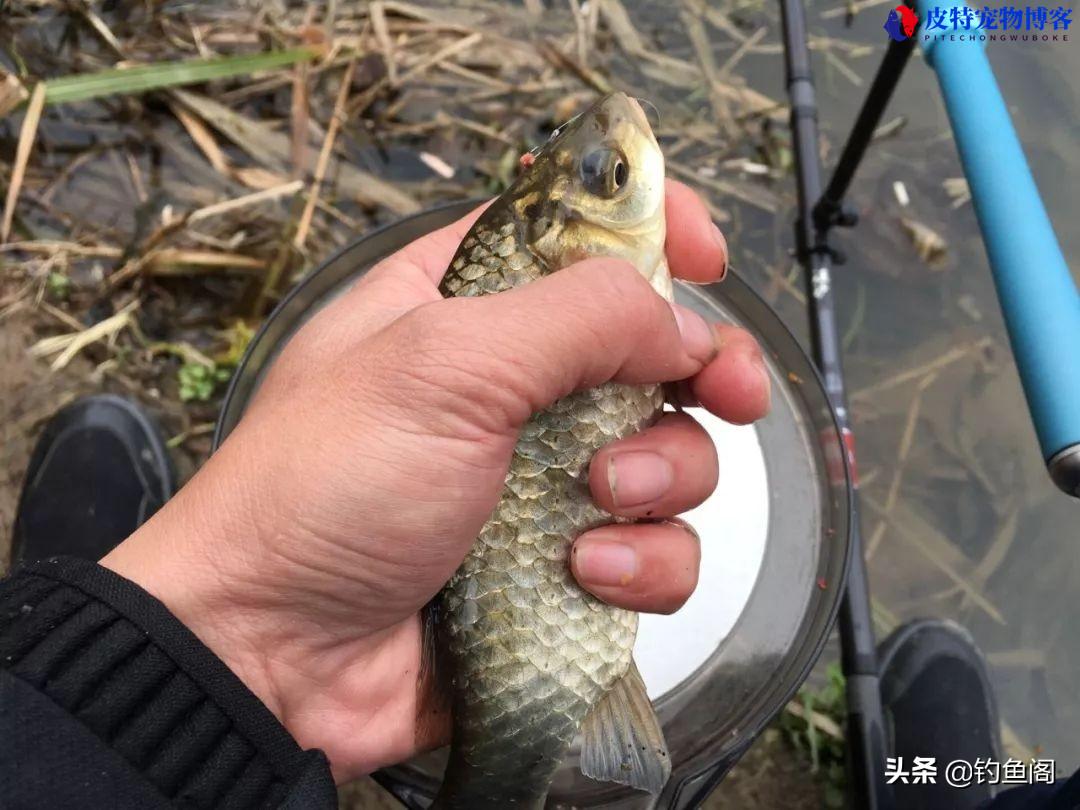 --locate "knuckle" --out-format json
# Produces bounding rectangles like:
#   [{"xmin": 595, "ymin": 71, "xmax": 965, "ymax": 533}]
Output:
[
  {"xmin": 592, "ymin": 259, "xmax": 655, "ymax": 309},
  {"xmin": 570, "ymin": 260, "xmax": 667, "ymax": 352},
  {"xmin": 370, "ymin": 299, "xmax": 530, "ymax": 436}
]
